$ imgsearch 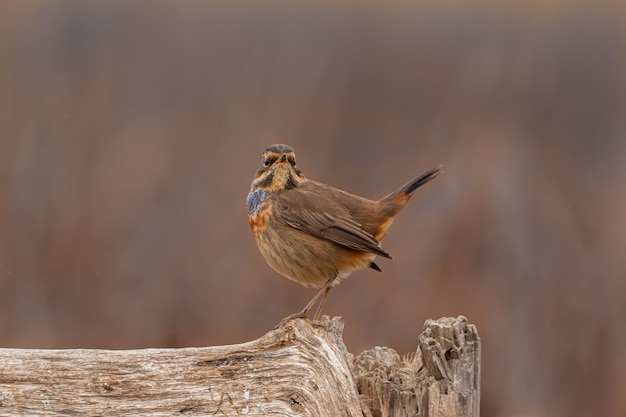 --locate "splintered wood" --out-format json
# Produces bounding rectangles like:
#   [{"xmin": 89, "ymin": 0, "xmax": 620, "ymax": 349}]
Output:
[
  {"xmin": 353, "ymin": 316, "xmax": 480, "ymax": 417},
  {"xmin": 0, "ymin": 316, "xmax": 480, "ymax": 416}
]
